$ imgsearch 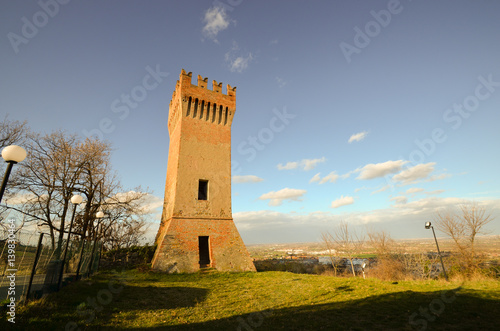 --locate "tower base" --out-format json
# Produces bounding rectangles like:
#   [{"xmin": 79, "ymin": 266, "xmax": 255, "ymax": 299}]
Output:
[{"xmin": 152, "ymin": 217, "xmax": 256, "ymax": 273}]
